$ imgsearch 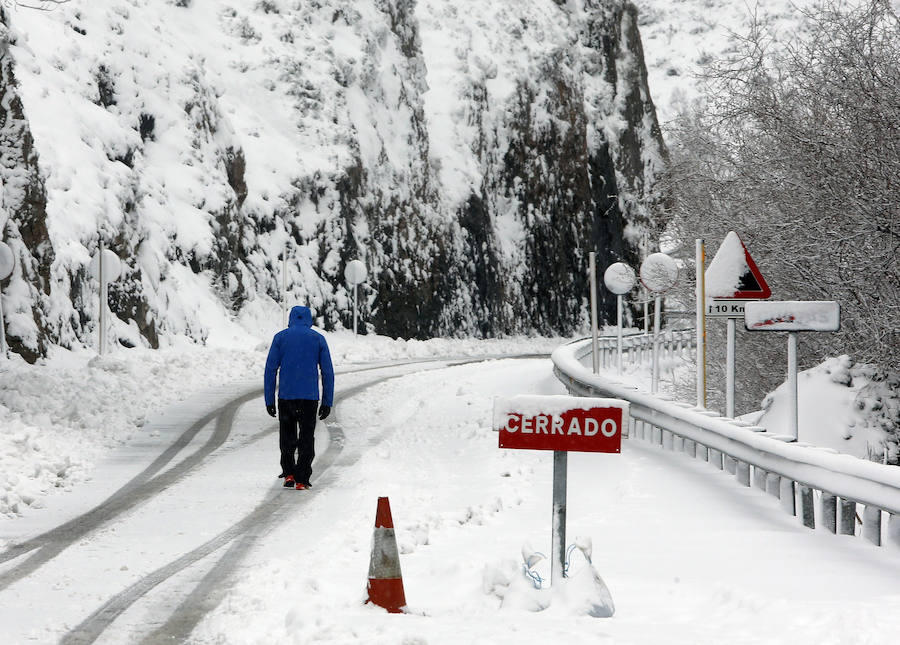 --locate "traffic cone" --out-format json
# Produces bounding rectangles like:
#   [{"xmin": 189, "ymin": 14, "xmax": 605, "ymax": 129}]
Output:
[{"xmin": 366, "ymin": 496, "xmax": 407, "ymax": 613}]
